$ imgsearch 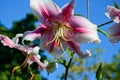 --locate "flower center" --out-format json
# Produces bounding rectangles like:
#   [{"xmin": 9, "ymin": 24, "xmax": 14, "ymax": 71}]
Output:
[{"xmin": 45, "ymin": 20, "xmax": 72, "ymax": 51}]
